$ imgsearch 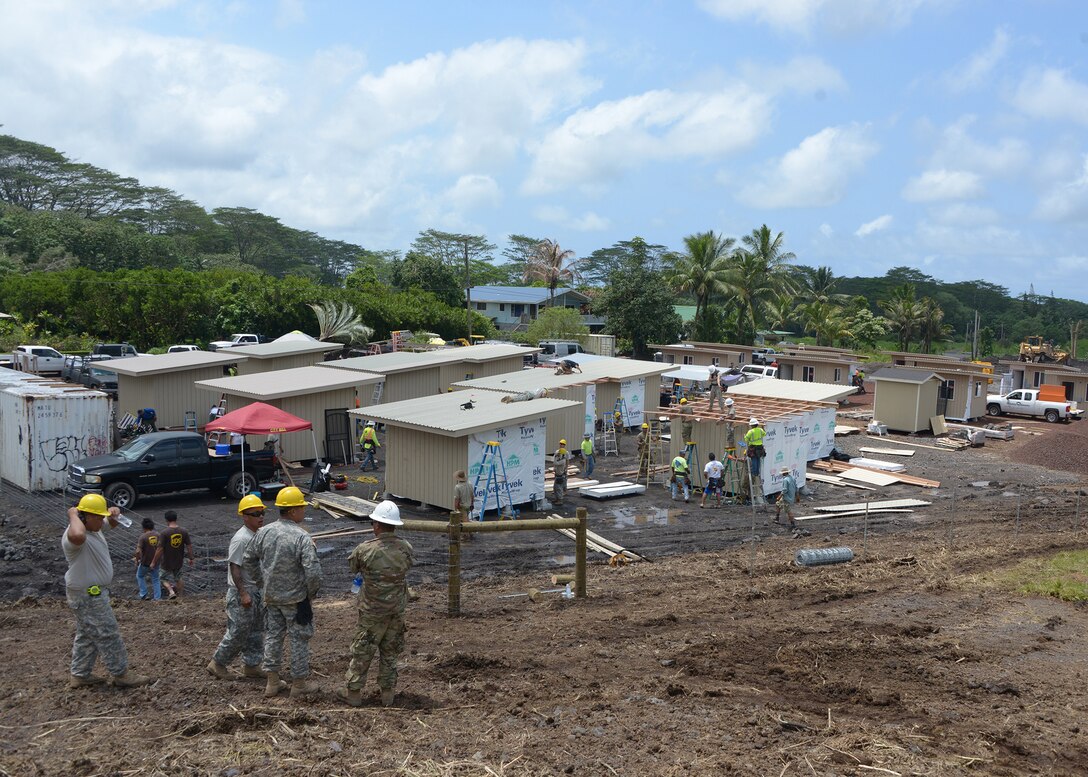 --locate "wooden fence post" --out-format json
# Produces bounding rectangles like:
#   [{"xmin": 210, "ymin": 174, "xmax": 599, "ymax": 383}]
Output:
[
  {"xmin": 448, "ymin": 510, "xmax": 461, "ymax": 616},
  {"xmin": 575, "ymin": 507, "xmax": 588, "ymax": 599}
]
